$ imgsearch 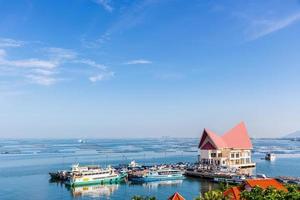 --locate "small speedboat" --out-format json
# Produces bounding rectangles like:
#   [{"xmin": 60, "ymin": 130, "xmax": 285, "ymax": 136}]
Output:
[{"xmin": 265, "ymin": 153, "xmax": 276, "ymax": 161}]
